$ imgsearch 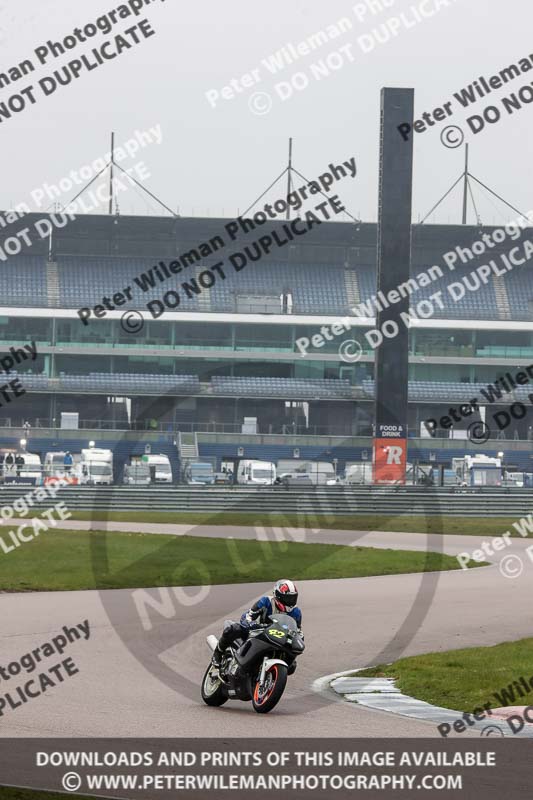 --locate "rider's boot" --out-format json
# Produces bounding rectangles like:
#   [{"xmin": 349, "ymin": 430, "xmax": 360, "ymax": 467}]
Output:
[{"xmin": 211, "ymin": 645, "xmax": 224, "ymax": 667}]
